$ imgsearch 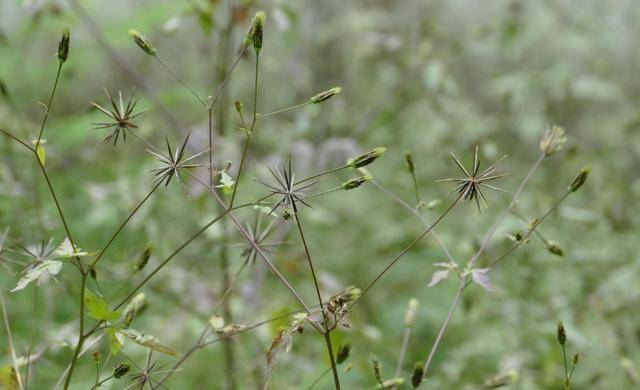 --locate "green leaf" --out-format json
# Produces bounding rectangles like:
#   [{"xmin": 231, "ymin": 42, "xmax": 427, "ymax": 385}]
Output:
[
  {"xmin": 0, "ymin": 365, "xmax": 19, "ymax": 390},
  {"xmin": 106, "ymin": 328, "xmax": 125, "ymax": 355},
  {"xmin": 10, "ymin": 260, "xmax": 62, "ymax": 292},
  {"xmin": 216, "ymin": 171, "xmax": 236, "ymax": 195},
  {"xmin": 85, "ymin": 289, "xmax": 120, "ymax": 321},
  {"xmin": 121, "ymin": 329, "xmax": 180, "ymax": 356}
]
